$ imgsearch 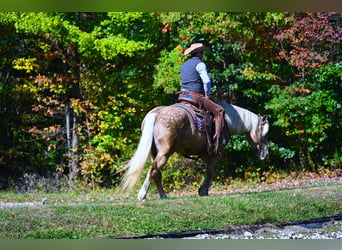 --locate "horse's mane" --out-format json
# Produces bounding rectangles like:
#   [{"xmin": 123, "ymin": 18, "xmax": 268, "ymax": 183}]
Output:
[{"xmin": 219, "ymin": 102, "xmax": 260, "ymax": 135}]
